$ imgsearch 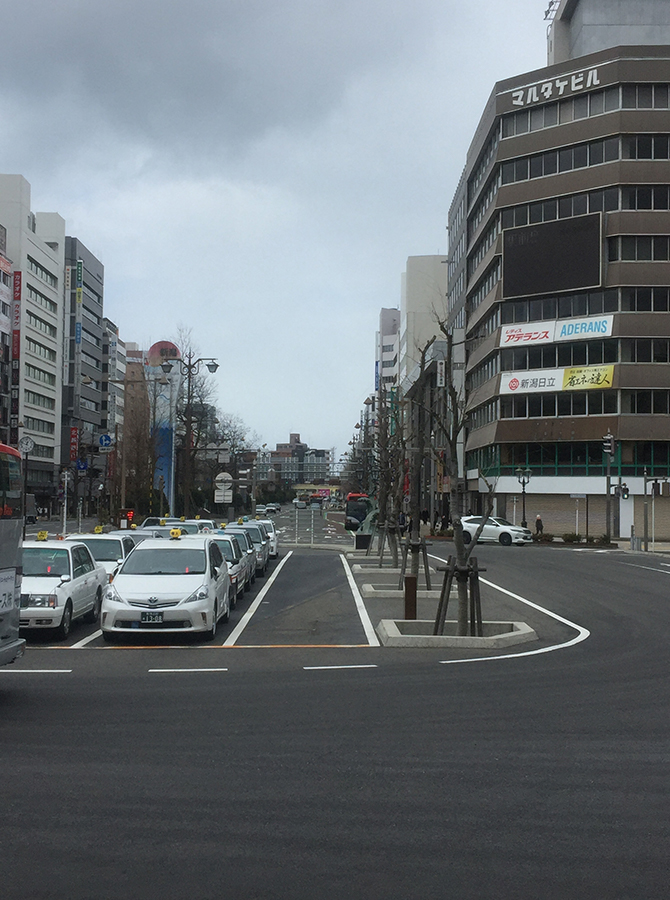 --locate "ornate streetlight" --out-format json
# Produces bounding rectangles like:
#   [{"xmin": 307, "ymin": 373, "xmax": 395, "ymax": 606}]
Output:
[
  {"xmin": 515, "ymin": 466, "xmax": 532, "ymax": 528},
  {"xmin": 161, "ymin": 352, "xmax": 219, "ymax": 517}
]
